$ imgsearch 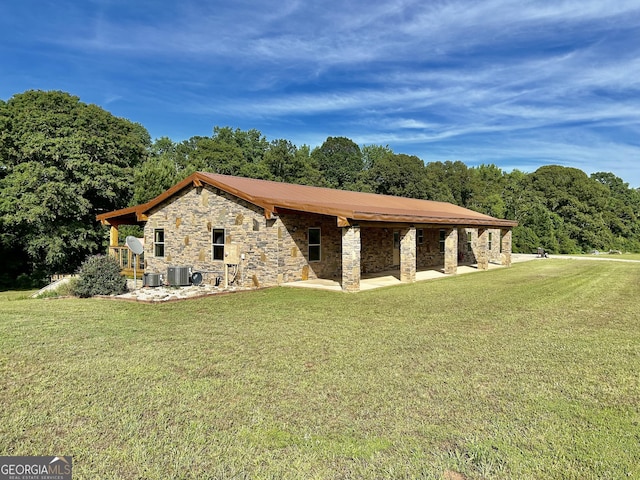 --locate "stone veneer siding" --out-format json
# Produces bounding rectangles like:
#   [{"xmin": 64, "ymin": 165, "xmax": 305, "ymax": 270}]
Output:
[
  {"xmin": 142, "ymin": 184, "xmax": 511, "ymax": 289},
  {"xmin": 341, "ymin": 226, "xmax": 361, "ymax": 292},
  {"xmin": 144, "ymin": 185, "xmax": 343, "ymax": 288},
  {"xmin": 357, "ymin": 226, "xmax": 506, "ymax": 274}
]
